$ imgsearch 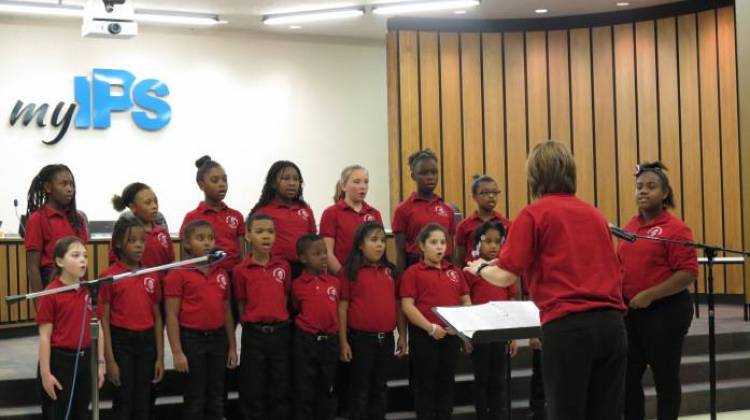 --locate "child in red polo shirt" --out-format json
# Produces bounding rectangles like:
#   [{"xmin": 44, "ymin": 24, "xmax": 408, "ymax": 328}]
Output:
[
  {"xmin": 23, "ymin": 164, "xmax": 89, "ymax": 292},
  {"xmin": 251, "ymin": 161, "xmax": 316, "ymax": 278},
  {"xmin": 111, "ymin": 182, "xmax": 174, "ymax": 267},
  {"xmin": 180, "ymin": 155, "xmax": 244, "ymax": 273},
  {"xmin": 164, "ymin": 220, "xmax": 238, "ymax": 420},
  {"xmin": 233, "ymin": 213, "xmax": 292, "ymax": 420},
  {"xmin": 37, "ymin": 236, "xmax": 105, "ymax": 420},
  {"xmin": 320, "ymin": 165, "xmax": 383, "ymax": 274},
  {"xmin": 100, "ymin": 214, "xmax": 165, "ymax": 419},
  {"xmin": 338, "ymin": 221, "xmax": 406, "ymax": 420},
  {"xmin": 618, "ymin": 162, "xmax": 698, "ymax": 420},
  {"xmin": 464, "ymin": 221, "xmax": 517, "ymax": 420},
  {"xmin": 291, "ymin": 234, "xmax": 340, "ymax": 420},
  {"xmin": 466, "ymin": 141, "xmax": 627, "ymax": 420},
  {"xmin": 393, "ymin": 149, "xmax": 457, "ymax": 272},
  {"xmin": 455, "ymin": 175, "xmax": 510, "ymax": 264},
  {"xmin": 400, "ymin": 223, "xmax": 471, "ymax": 420}
]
